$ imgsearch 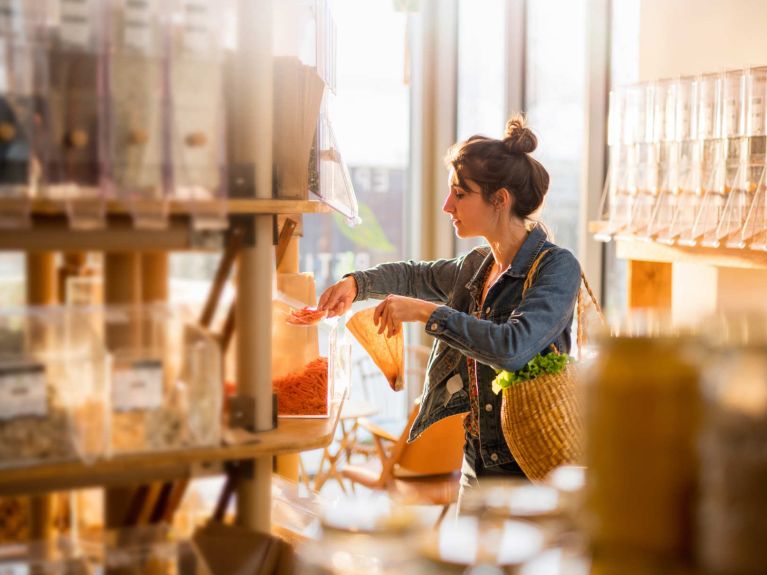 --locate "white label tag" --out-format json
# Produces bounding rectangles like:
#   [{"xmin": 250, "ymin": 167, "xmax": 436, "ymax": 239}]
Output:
[
  {"xmin": 182, "ymin": 0, "xmax": 209, "ymax": 54},
  {"xmin": 0, "ymin": 363, "xmax": 47, "ymax": 421},
  {"xmin": 113, "ymin": 360, "xmax": 163, "ymax": 411},
  {"xmin": 124, "ymin": 0, "xmax": 153, "ymax": 52},
  {"xmin": 60, "ymin": 0, "xmax": 92, "ymax": 47},
  {"xmin": 443, "ymin": 372, "xmax": 463, "ymax": 406}
]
